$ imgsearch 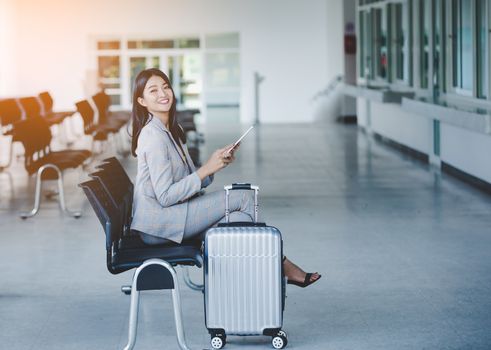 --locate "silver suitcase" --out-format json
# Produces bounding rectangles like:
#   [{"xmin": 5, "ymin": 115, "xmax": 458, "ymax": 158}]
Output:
[{"xmin": 204, "ymin": 183, "xmax": 288, "ymax": 349}]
